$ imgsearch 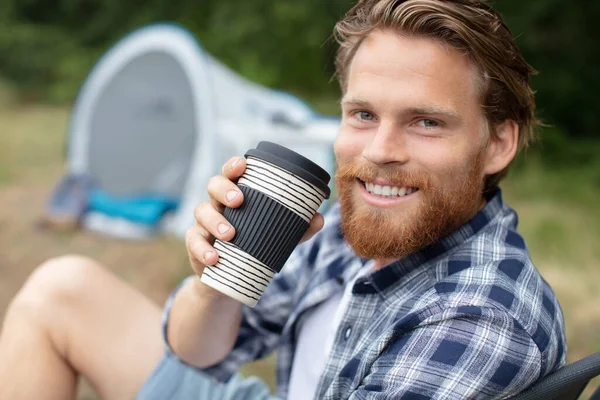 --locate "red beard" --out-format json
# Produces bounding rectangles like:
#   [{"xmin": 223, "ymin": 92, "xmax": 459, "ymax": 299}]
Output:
[{"xmin": 335, "ymin": 154, "xmax": 485, "ymax": 260}]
